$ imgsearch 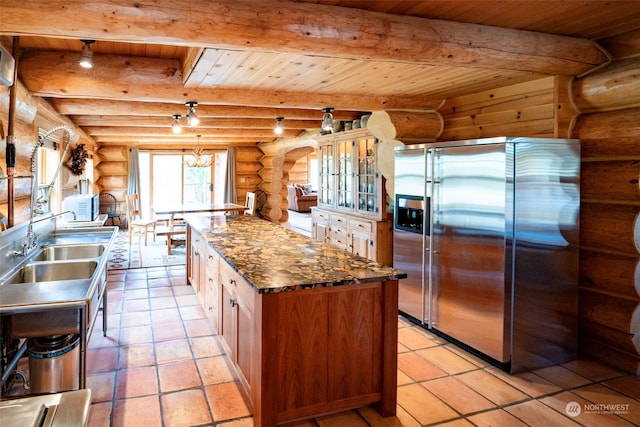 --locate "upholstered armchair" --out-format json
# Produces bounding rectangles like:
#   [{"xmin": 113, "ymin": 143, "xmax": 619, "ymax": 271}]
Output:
[{"xmin": 287, "ymin": 184, "xmax": 317, "ymax": 212}]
